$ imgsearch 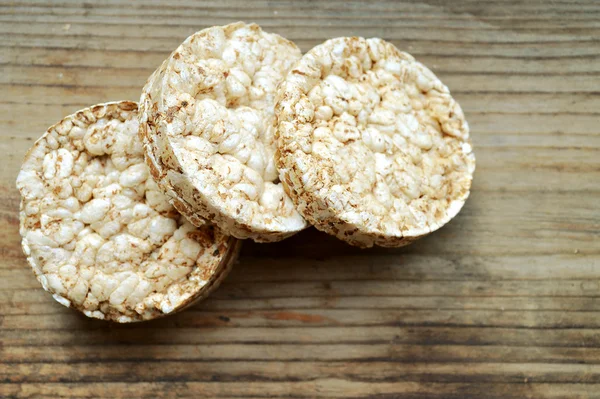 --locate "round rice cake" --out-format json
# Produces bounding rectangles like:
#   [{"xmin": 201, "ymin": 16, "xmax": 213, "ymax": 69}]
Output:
[
  {"xmin": 16, "ymin": 101, "xmax": 241, "ymax": 322},
  {"xmin": 275, "ymin": 37, "xmax": 476, "ymax": 248},
  {"xmin": 139, "ymin": 22, "xmax": 307, "ymax": 242}
]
